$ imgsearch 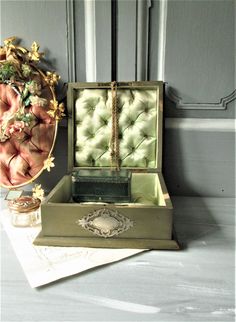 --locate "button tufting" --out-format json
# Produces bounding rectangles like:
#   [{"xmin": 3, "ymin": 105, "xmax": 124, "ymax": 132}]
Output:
[
  {"xmin": 130, "ymin": 120, "xmax": 135, "ymax": 126},
  {"xmin": 74, "ymin": 88, "xmax": 157, "ymax": 169},
  {"xmin": 89, "ymin": 105, "xmax": 96, "ymax": 111},
  {"xmin": 0, "ymin": 80, "xmax": 57, "ymax": 187}
]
